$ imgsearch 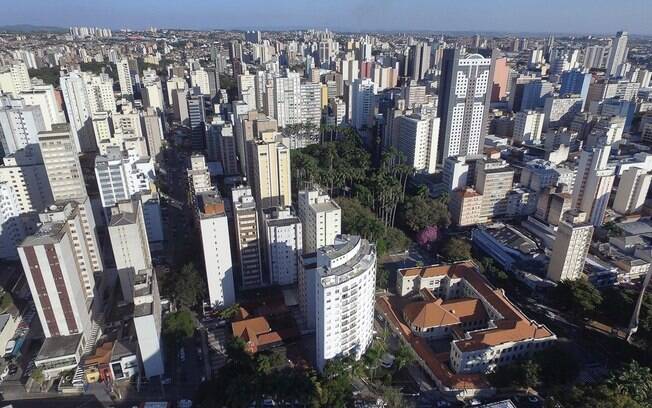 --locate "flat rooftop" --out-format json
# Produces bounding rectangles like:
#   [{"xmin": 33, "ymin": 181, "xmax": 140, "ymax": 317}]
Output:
[{"xmin": 36, "ymin": 334, "xmax": 83, "ymax": 361}]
